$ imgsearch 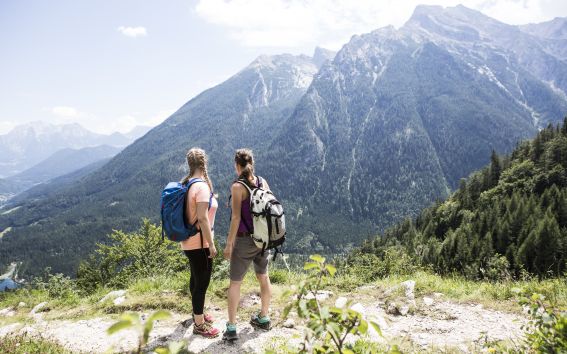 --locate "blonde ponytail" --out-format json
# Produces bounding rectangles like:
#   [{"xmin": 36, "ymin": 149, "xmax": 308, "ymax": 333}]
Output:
[{"xmin": 182, "ymin": 148, "xmax": 213, "ymax": 192}]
